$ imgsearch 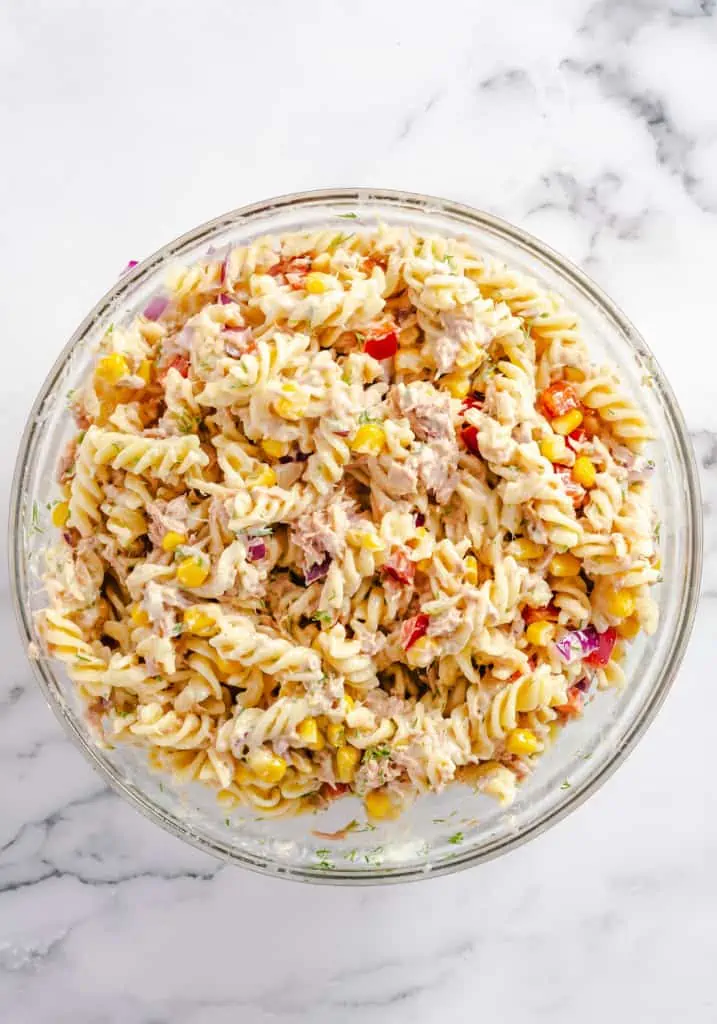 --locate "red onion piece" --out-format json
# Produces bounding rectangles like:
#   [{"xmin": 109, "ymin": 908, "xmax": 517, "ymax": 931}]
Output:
[
  {"xmin": 414, "ymin": 512, "xmax": 426, "ymax": 527},
  {"xmin": 144, "ymin": 296, "xmax": 169, "ymax": 321},
  {"xmin": 247, "ymin": 538, "xmax": 267, "ymax": 562},
  {"xmin": 554, "ymin": 626, "xmax": 600, "ymax": 664},
  {"xmin": 121, "ymin": 259, "xmax": 139, "ymax": 275},
  {"xmin": 219, "ymin": 293, "xmax": 233, "ymax": 305},
  {"xmin": 305, "ymin": 555, "xmax": 332, "ymax": 584}
]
